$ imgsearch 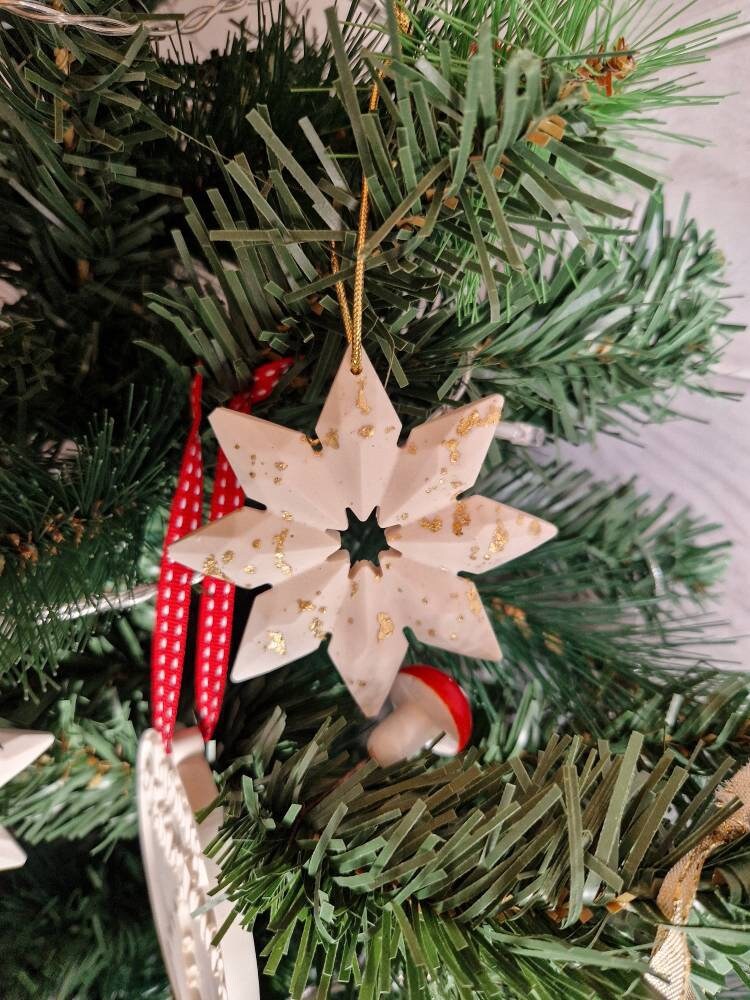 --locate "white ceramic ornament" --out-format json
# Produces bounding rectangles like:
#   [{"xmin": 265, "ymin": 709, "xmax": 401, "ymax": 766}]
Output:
[
  {"xmin": 137, "ymin": 728, "xmax": 259, "ymax": 1000},
  {"xmin": 0, "ymin": 728, "xmax": 53, "ymax": 871},
  {"xmin": 171, "ymin": 346, "xmax": 557, "ymax": 718}
]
